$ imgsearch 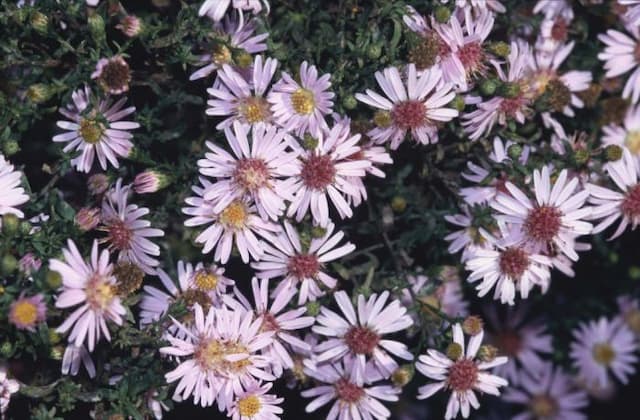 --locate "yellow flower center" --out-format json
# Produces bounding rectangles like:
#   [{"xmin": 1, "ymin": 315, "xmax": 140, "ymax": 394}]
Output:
[
  {"xmin": 592, "ymin": 342, "xmax": 616, "ymax": 366},
  {"xmin": 13, "ymin": 301, "xmax": 38, "ymax": 326},
  {"xmin": 625, "ymin": 130, "xmax": 640, "ymax": 155},
  {"xmin": 291, "ymin": 88, "xmax": 315, "ymax": 115},
  {"xmin": 196, "ymin": 339, "xmax": 250, "ymax": 374},
  {"xmin": 86, "ymin": 275, "xmax": 116, "ymax": 311},
  {"xmin": 219, "ymin": 201, "xmax": 248, "ymax": 230},
  {"xmin": 193, "ymin": 270, "xmax": 218, "ymax": 291},
  {"xmin": 237, "ymin": 395, "xmax": 262, "ymax": 417},
  {"xmin": 239, "ymin": 96, "xmax": 270, "ymax": 124},
  {"xmin": 373, "ymin": 110, "xmax": 393, "ymax": 128},
  {"xmin": 79, "ymin": 118, "xmax": 105, "ymax": 144}
]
